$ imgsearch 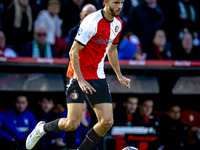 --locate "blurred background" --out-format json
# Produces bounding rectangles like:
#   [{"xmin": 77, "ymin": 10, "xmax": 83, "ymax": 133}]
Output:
[{"xmin": 1, "ymin": 0, "xmax": 200, "ymax": 150}]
